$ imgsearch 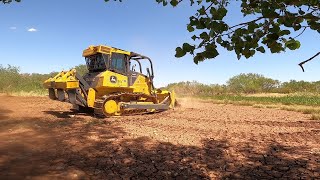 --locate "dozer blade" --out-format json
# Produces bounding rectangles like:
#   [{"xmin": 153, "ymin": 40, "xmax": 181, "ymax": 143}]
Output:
[{"xmin": 155, "ymin": 89, "xmax": 176, "ymax": 109}]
